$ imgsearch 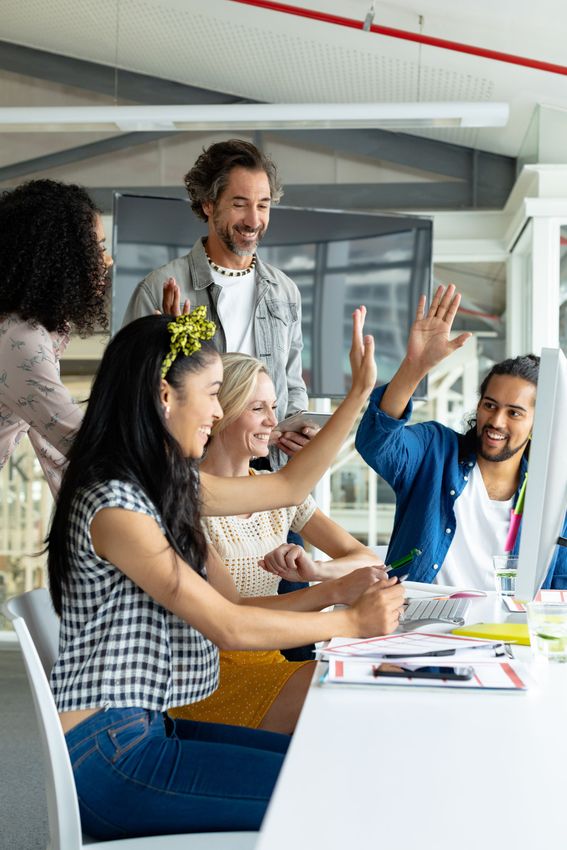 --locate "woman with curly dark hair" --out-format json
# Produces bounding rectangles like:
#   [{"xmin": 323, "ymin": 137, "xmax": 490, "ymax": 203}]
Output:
[{"xmin": 0, "ymin": 179, "xmax": 113, "ymax": 494}]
